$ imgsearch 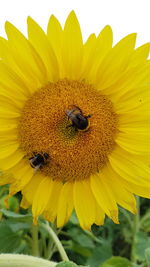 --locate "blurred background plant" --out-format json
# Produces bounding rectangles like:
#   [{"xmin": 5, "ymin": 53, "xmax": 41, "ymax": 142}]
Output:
[{"xmin": 0, "ymin": 183, "xmax": 150, "ymax": 267}]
